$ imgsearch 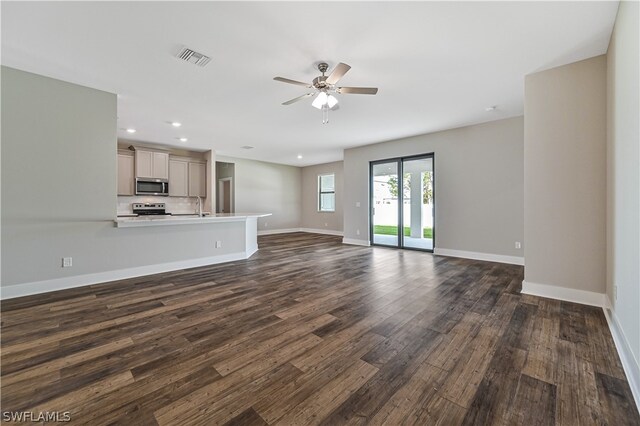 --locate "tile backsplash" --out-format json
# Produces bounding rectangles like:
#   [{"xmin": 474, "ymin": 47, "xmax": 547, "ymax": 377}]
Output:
[{"xmin": 117, "ymin": 196, "xmax": 198, "ymax": 215}]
